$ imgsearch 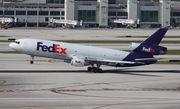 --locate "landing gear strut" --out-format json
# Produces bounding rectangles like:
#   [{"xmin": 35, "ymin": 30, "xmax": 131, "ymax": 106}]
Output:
[
  {"xmin": 30, "ymin": 56, "xmax": 34, "ymax": 64},
  {"xmin": 87, "ymin": 63, "xmax": 103, "ymax": 73}
]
